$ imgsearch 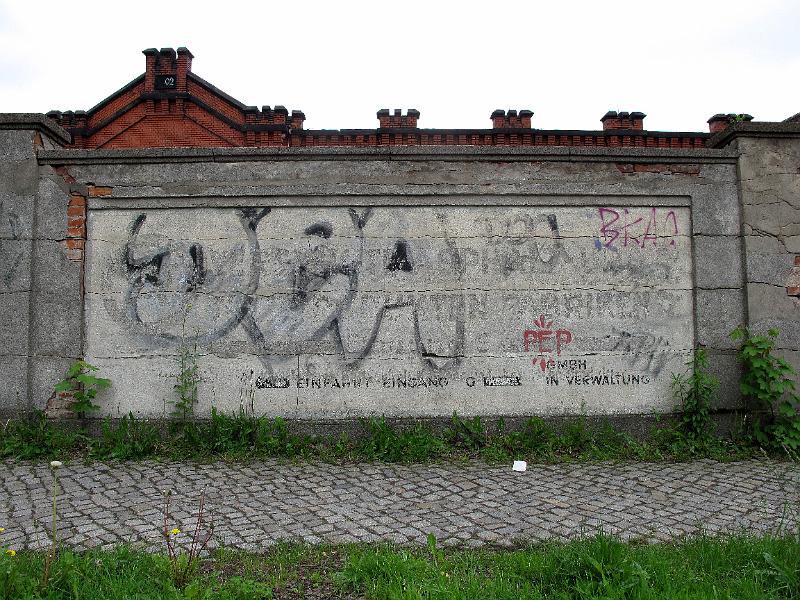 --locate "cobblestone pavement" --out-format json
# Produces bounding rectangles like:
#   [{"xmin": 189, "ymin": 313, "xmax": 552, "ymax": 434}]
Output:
[{"xmin": 1, "ymin": 459, "xmax": 797, "ymax": 550}]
